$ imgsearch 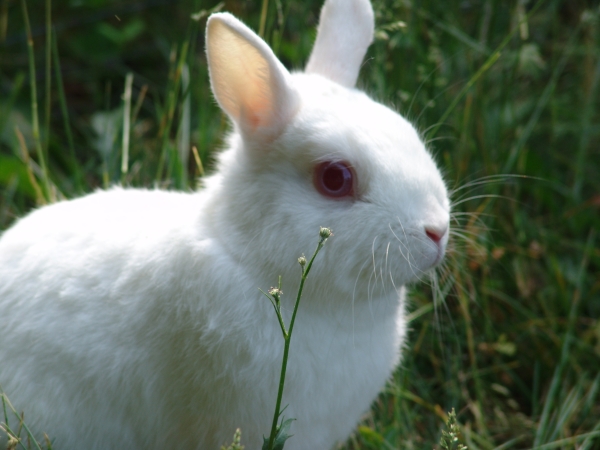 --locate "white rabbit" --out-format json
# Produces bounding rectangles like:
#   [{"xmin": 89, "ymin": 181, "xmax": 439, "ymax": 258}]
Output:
[{"xmin": 0, "ymin": 0, "xmax": 450, "ymax": 449}]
